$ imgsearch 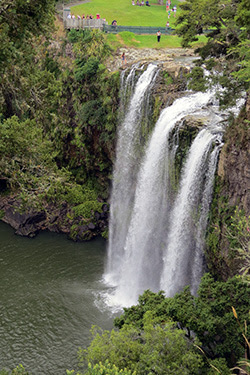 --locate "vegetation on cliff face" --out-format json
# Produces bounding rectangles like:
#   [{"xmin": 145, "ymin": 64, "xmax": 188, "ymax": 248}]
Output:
[{"xmin": 0, "ymin": 1, "xmax": 120, "ymax": 240}]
